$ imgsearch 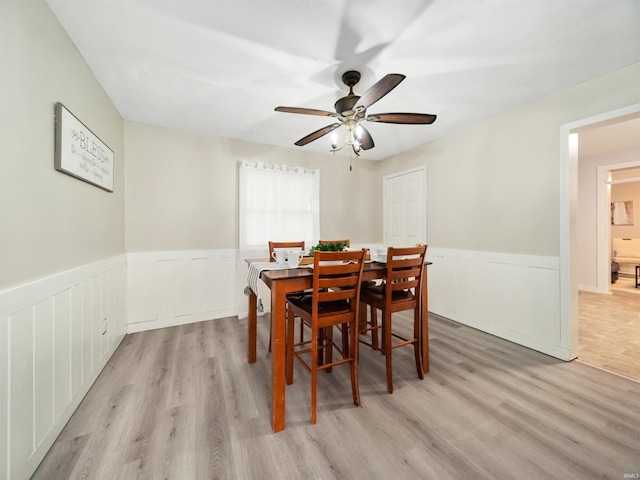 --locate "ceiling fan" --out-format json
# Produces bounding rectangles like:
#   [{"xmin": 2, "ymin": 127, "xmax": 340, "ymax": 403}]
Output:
[{"xmin": 274, "ymin": 70, "xmax": 437, "ymax": 157}]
